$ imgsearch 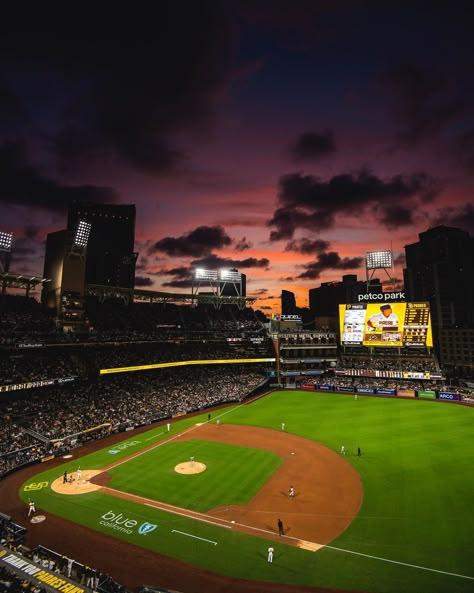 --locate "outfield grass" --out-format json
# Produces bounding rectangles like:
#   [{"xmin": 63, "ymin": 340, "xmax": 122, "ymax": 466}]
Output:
[{"xmin": 20, "ymin": 391, "xmax": 474, "ymax": 593}]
